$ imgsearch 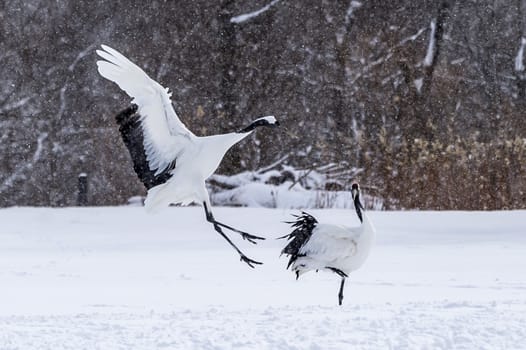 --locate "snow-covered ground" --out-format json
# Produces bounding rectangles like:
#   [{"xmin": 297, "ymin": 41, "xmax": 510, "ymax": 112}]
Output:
[{"xmin": 0, "ymin": 207, "xmax": 525, "ymax": 349}]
